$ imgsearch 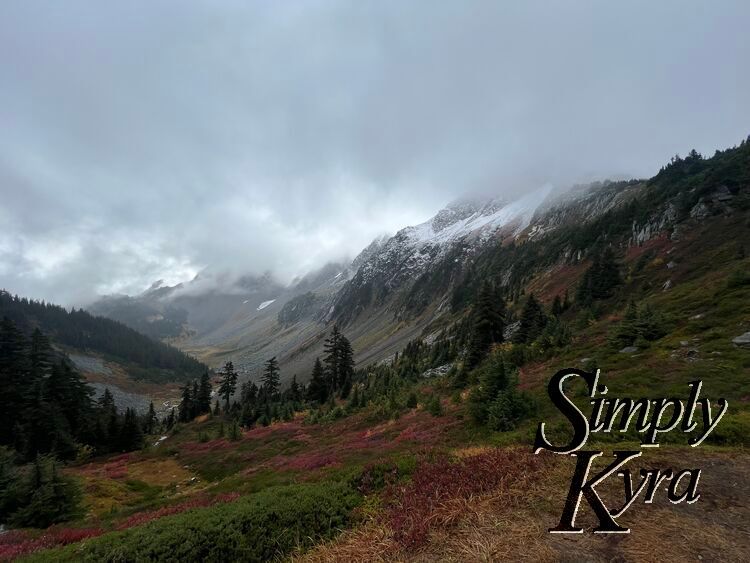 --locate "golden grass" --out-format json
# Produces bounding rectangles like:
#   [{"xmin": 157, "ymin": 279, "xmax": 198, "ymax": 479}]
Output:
[{"xmin": 298, "ymin": 449, "xmax": 750, "ymax": 562}]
